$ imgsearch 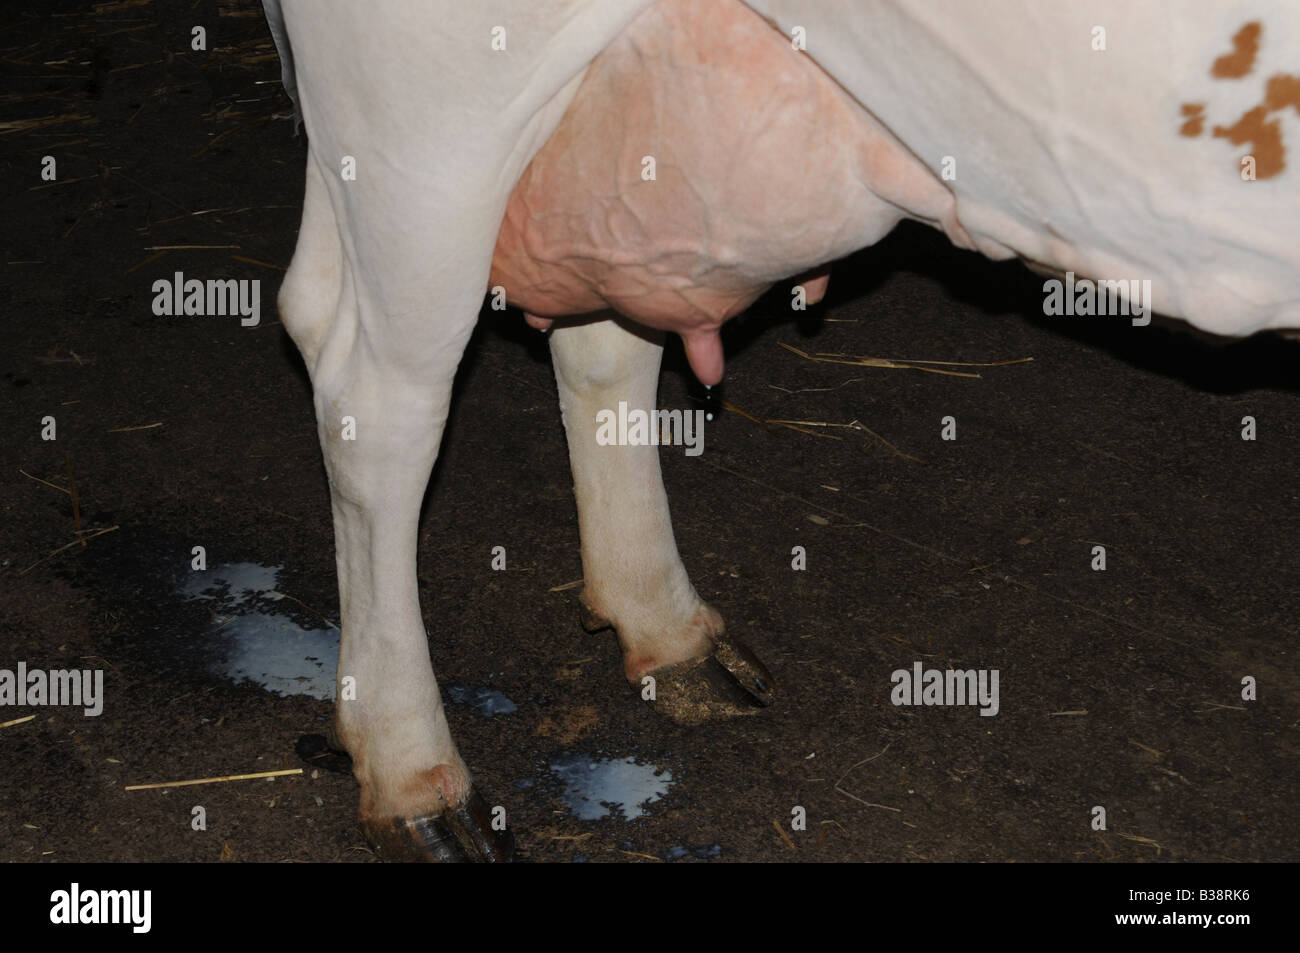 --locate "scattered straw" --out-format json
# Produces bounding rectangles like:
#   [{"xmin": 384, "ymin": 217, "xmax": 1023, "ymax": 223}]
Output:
[
  {"xmin": 0, "ymin": 114, "xmax": 94, "ymax": 136},
  {"xmin": 549, "ymin": 578, "xmax": 584, "ymax": 593},
  {"xmin": 720, "ymin": 400, "xmax": 771, "ymax": 431},
  {"xmin": 754, "ymin": 417, "xmax": 848, "ymax": 440},
  {"xmin": 125, "ymin": 250, "xmax": 166, "ymax": 273},
  {"xmin": 1194, "ymin": 701, "xmax": 1246, "ymax": 713},
  {"xmin": 231, "ymin": 254, "xmax": 285, "ymax": 271},
  {"xmin": 723, "ymin": 400, "xmax": 923, "ymax": 461},
  {"xmin": 779, "ymin": 341, "xmax": 1032, "ymax": 378},
  {"xmin": 105, "ymin": 422, "xmax": 161, "ymax": 433},
  {"xmin": 768, "ymin": 377, "xmax": 867, "ymax": 396},
  {"xmin": 1128, "ymin": 739, "xmax": 1163, "ymax": 758},
  {"xmin": 615, "ymin": 849, "xmax": 662, "ymax": 862},
  {"xmin": 153, "ymin": 208, "xmax": 230, "ymax": 224},
  {"xmin": 771, "ymin": 818, "xmax": 796, "ymax": 851},
  {"xmin": 65, "ymin": 453, "xmax": 84, "ymax": 548},
  {"xmin": 36, "ymin": 347, "xmax": 92, "ymax": 365},
  {"xmin": 28, "ymin": 173, "xmax": 100, "ymax": 191},
  {"xmin": 92, "ymin": 0, "xmax": 153, "ymax": 13},
  {"xmin": 19, "ymin": 525, "xmax": 119, "ymax": 575},
  {"xmin": 151, "ymin": 205, "xmax": 294, "ymax": 226},
  {"xmin": 0, "ymin": 715, "xmax": 37, "ymax": 730},
  {"xmin": 1157, "ymin": 766, "xmax": 1192, "ymax": 785},
  {"xmin": 217, "ymin": 2, "xmax": 264, "ymax": 18},
  {"xmin": 125, "ymin": 767, "xmax": 302, "ymax": 791},
  {"xmin": 834, "ymin": 744, "xmax": 901, "ymax": 813},
  {"xmin": 98, "ymin": 23, "xmax": 157, "ymax": 39},
  {"xmin": 1117, "ymin": 832, "xmax": 1163, "ymax": 856},
  {"xmin": 268, "ymin": 590, "xmax": 339, "ymax": 630},
  {"xmin": 18, "ymin": 469, "xmax": 70, "ymax": 494},
  {"xmin": 190, "ymin": 116, "xmax": 271, "ymax": 158},
  {"xmin": 143, "ymin": 244, "xmax": 239, "ymax": 251}
]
